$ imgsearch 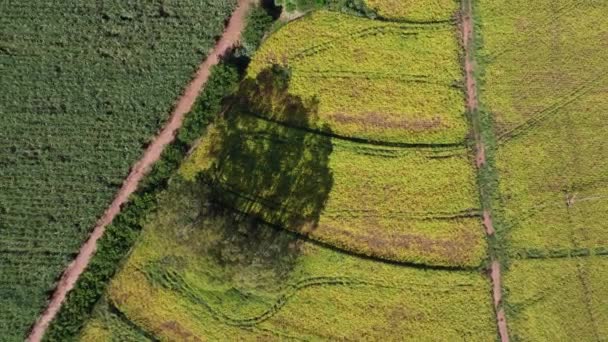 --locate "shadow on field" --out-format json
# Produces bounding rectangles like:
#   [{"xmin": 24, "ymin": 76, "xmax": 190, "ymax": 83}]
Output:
[{"xmin": 192, "ymin": 65, "xmax": 334, "ymax": 289}]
